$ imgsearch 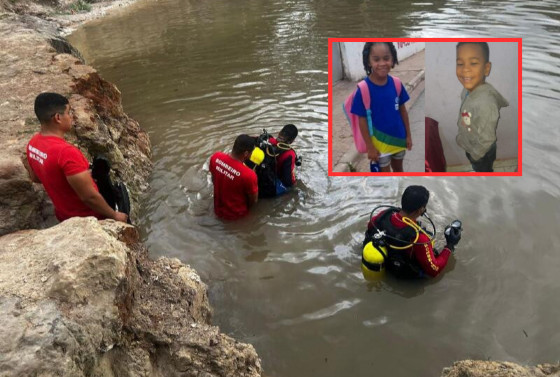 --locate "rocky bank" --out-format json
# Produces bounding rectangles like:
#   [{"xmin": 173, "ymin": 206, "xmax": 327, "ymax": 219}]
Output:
[
  {"xmin": 442, "ymin": 361, "xmax": 560, "ymax": 377},
  {"xmin": 0, "ymin": 218, "xmax": 261, "ymax": 376},
  {"xmin": 0, "ymin": 1, "xmax": 263, "ymax": 375}
]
